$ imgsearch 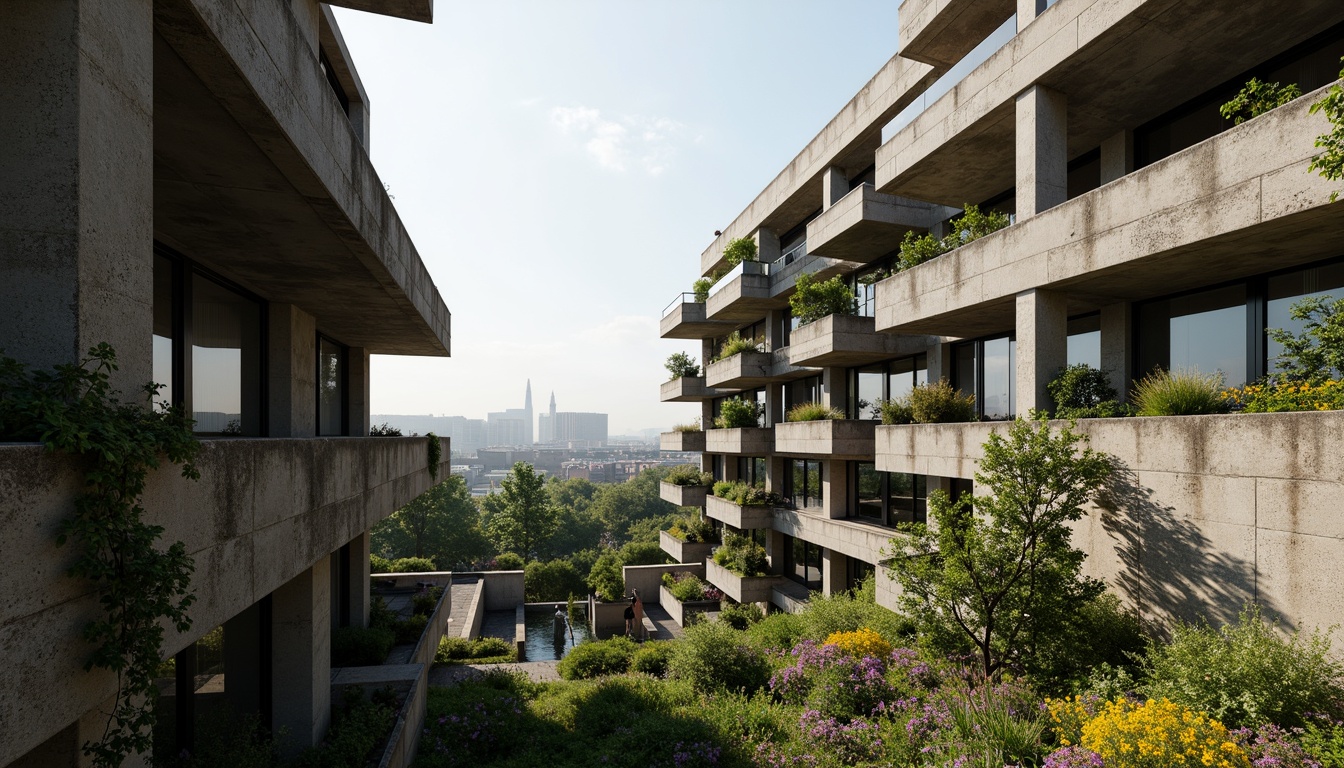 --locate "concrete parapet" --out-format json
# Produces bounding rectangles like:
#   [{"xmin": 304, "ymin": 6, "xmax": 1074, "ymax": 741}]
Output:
[
  {"xmin": 623, "ymin": 562, "xmax": 706, "ymax": 606},
  {"xmin": 660, "ymin": 530, "xmax": 716, "ymax": 566},
  {"xmin": 773, "ymin": 419, "xmax": 877, "ymax": 460},
  {"xmin": 660, "ymin": 300, "xmax": 733, "ymax": 340},
  {"xmin": 659, "ymin": 584, "xmax": 719, "ymax": 627},
  {"xmin": 771, "ymin": 508, "xmax": 898, "ymax": 567},
  {"xmin": 787, "ymin": 314, "xmax": 935, "ymax": 368},
  {"xmin": 660, "ymin": 376, "xmax": 720, "ymax": 403},
  {"xmin": 706, "ymin": 271, "xmax": 776, "ymax": 322},
  {"xmin": 704, "ymin": 560, "xmax": 781, "ymax": 604},
  {"xmin": 897, "ymin": 0, "xmax": 1014, "ymax": 69},
  {"xmin": 705, "ymin": 350, "xmax": 775, "ymax": 390},
  {"xmin": 660, "ymin": 481, "xmax": 710, "ymax": 508},
  {"xmin": 661, "ymin": 430, "xmax": 706, "ymax": 453},
  {"xmin": 480, "ymin": 571, "xmax": 524, "ymax": 612},
  {"xmin": 705, "ymin": 495, "xmax": 774, "ymax": 530},
  {"xmin": 704, "ymin": 427, "xmax": 774, "ymax": 455},
  {"xmin": 806, "ymin": 184, "xmax": 945, "ymax": 263}
]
